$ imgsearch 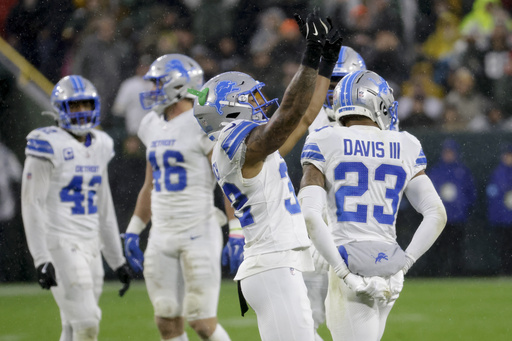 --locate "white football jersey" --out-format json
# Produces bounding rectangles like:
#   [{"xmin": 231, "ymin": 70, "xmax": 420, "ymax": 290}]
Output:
[
  {"xmin": 301, "ymin": 125, "xmax": 427, "ymax": 245},
  {"xmin": 138, "ymin": 109, "xmax": 216, "ymax": 231},
  {"xmin": 308, "ymin": 107, "xmax": 332, "ymax": 133},
  {"xmin": 25, "ymin": 126, "xmax": 114, "ymax": 239},
  {"xmin": 212, "ymin": 120, "xmax": 311, "ymax": 259}
]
